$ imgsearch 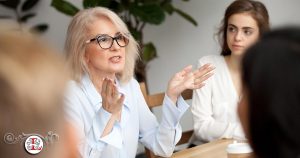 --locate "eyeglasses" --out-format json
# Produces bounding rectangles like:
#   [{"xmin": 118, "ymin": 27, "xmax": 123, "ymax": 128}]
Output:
[{"xmin": 85, "ymin": 33, "xmax": 129, "ymax": 49}]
